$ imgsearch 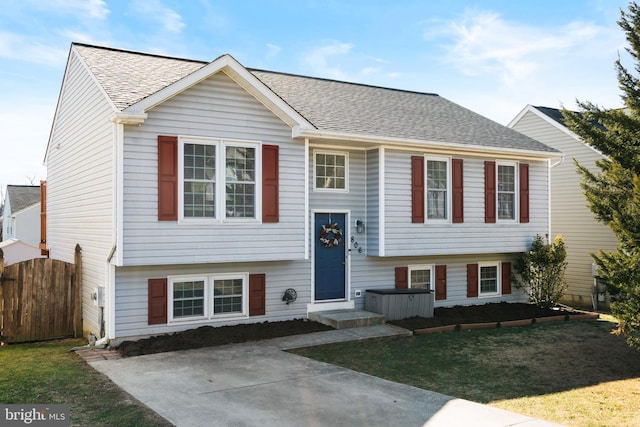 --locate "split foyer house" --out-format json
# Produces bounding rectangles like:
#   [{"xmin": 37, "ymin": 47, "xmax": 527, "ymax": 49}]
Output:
[
  {"xmin": 45, "ymin": 44, "xmax": 560, "ymax": 342},
  {"xmin": 509, "ymin": 105, "xmax": 617, "ymax": 309}
]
